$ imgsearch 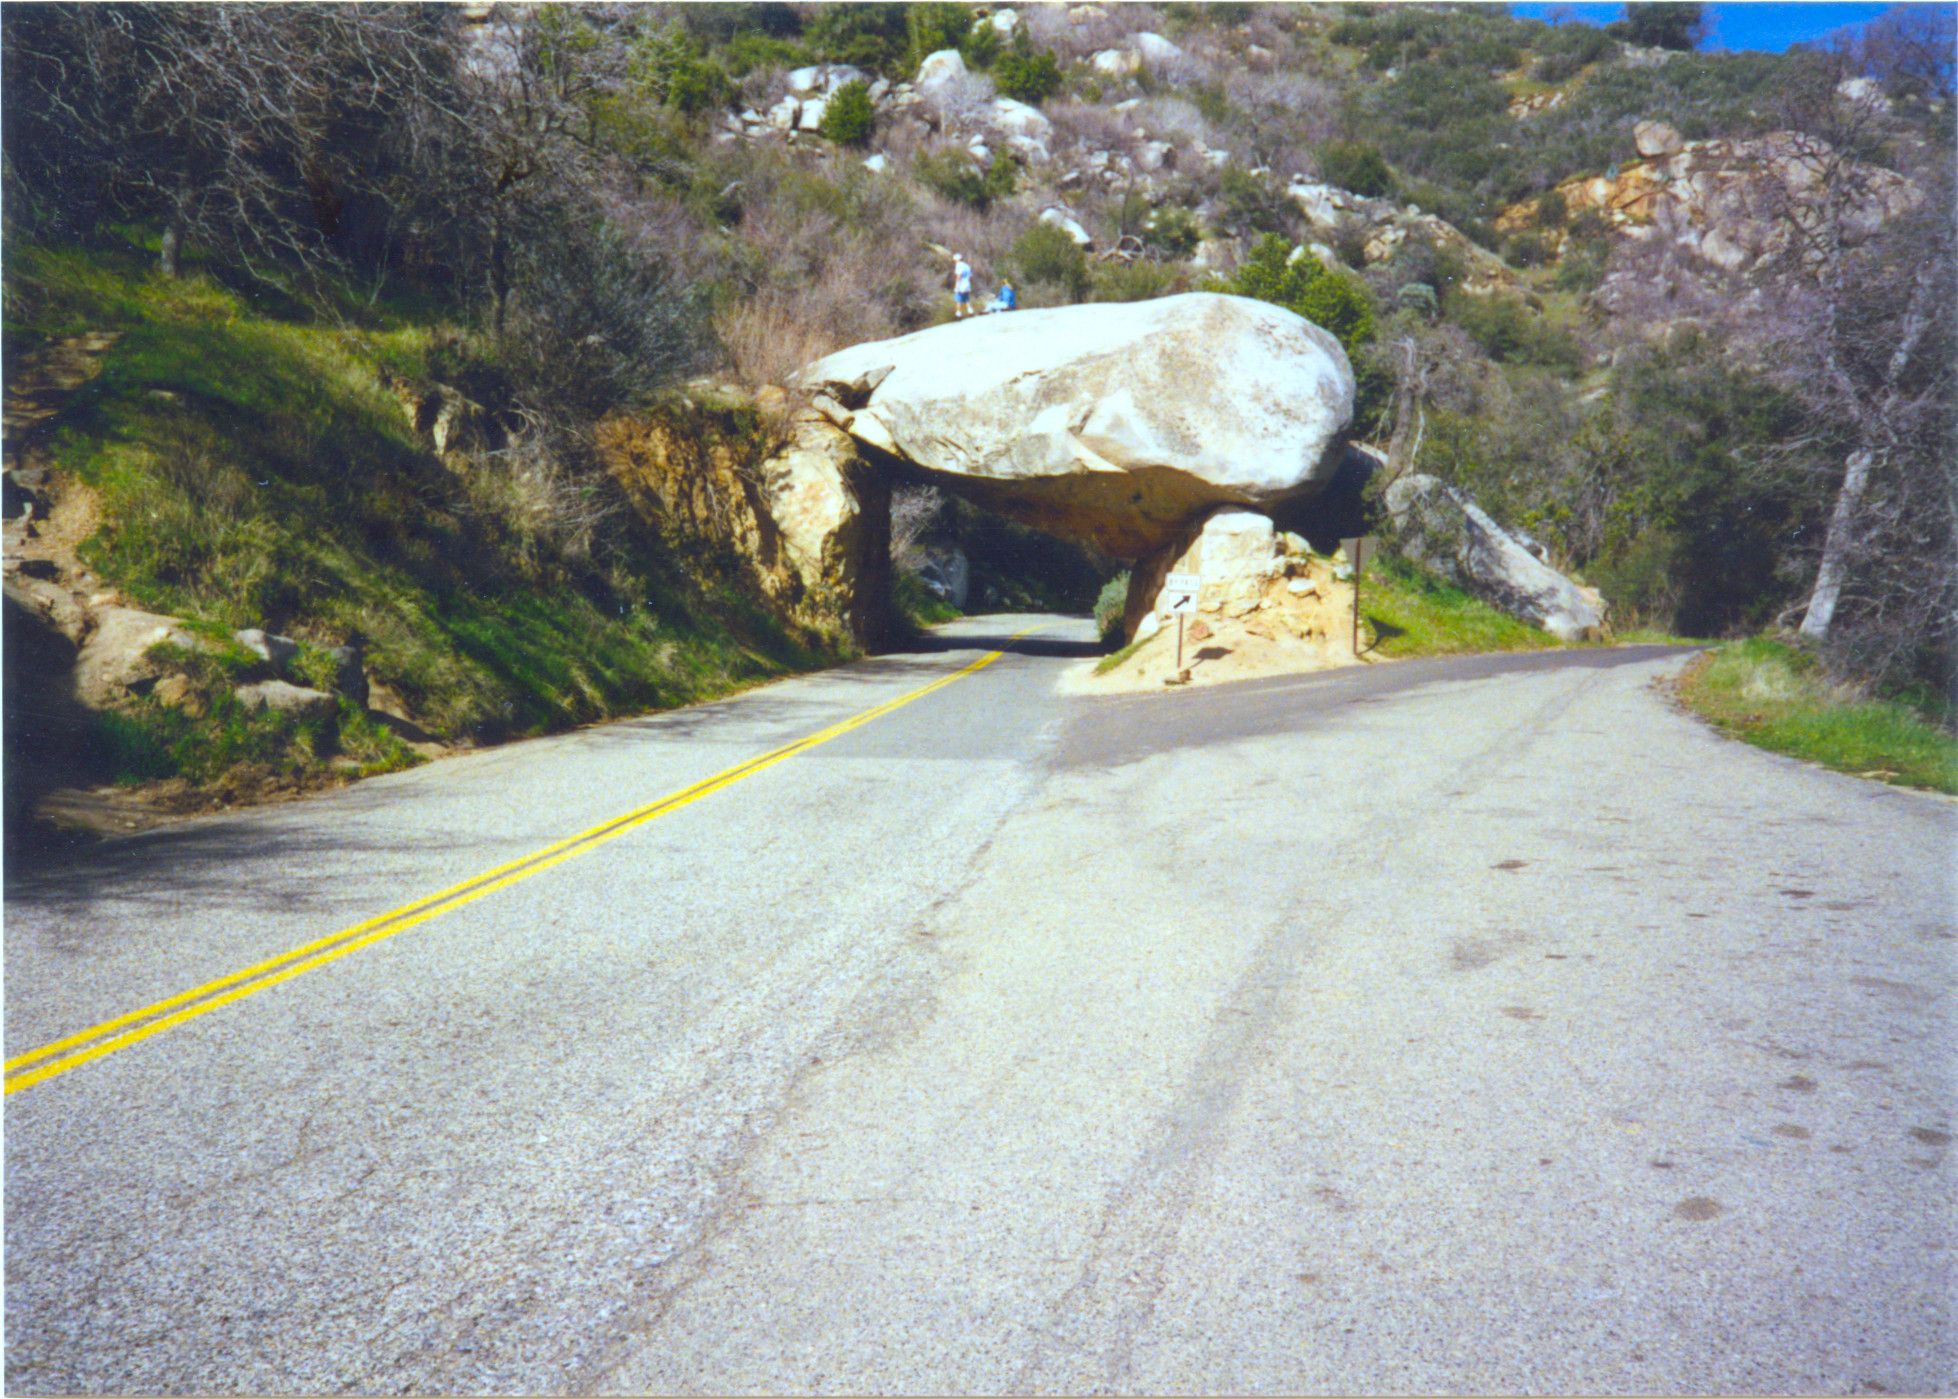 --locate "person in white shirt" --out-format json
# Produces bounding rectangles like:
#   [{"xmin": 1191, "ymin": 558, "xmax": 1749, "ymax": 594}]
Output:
[{"xmin": 952, "ymin": 253, "xmax": 973, "ymax": 318}]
